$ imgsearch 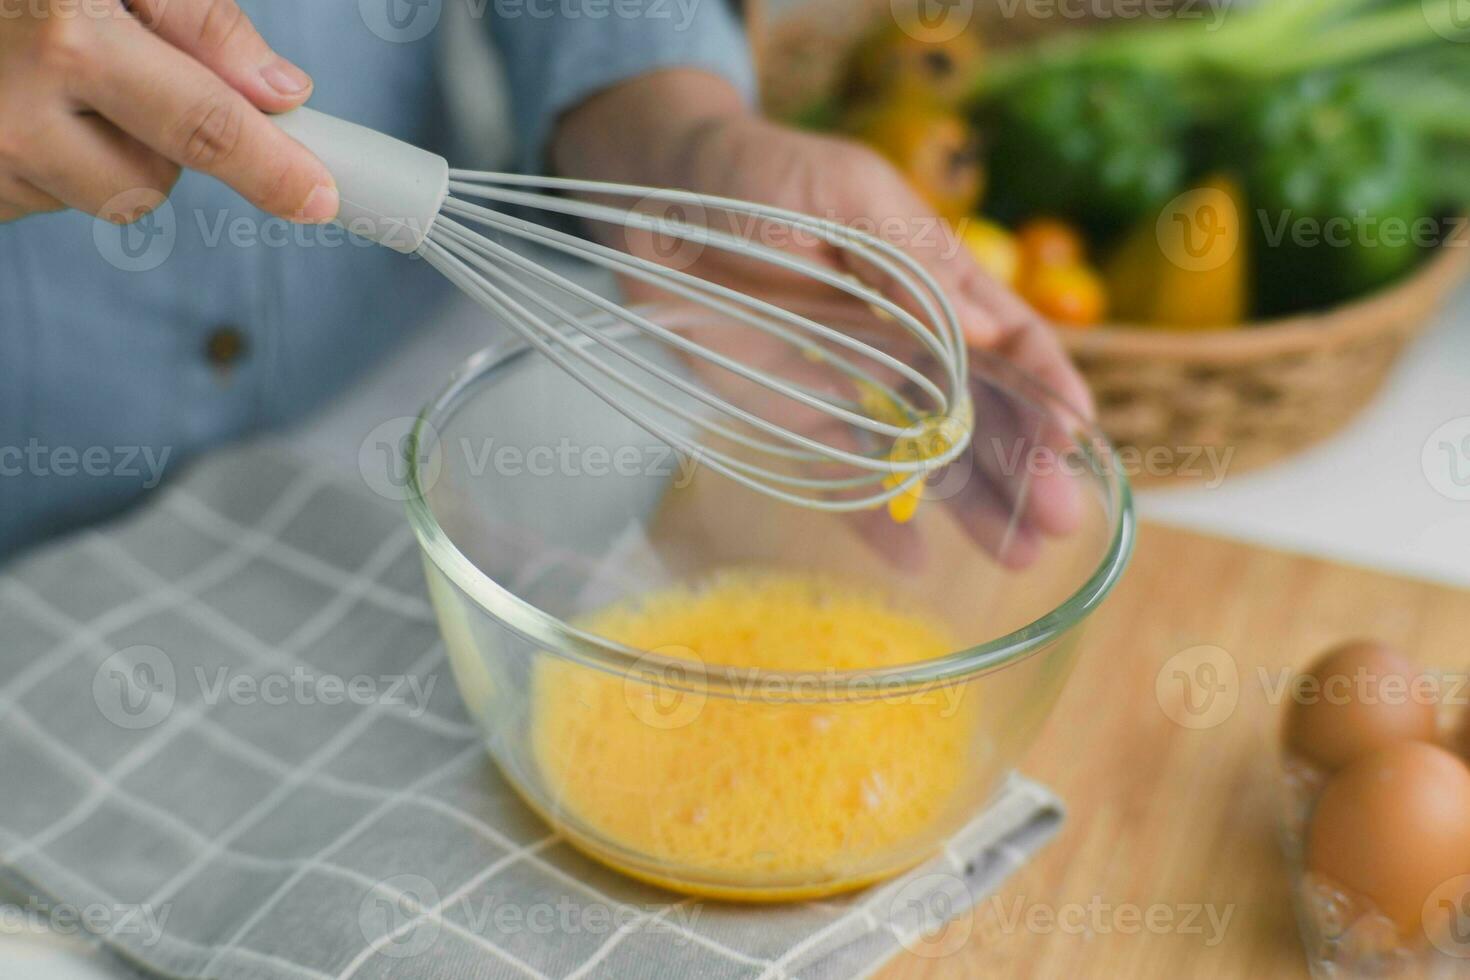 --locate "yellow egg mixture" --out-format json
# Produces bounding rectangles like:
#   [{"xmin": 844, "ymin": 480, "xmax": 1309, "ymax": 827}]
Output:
[{"xmin": 531, "ymin": 571, "xmax": 977, "ymax": 900}]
